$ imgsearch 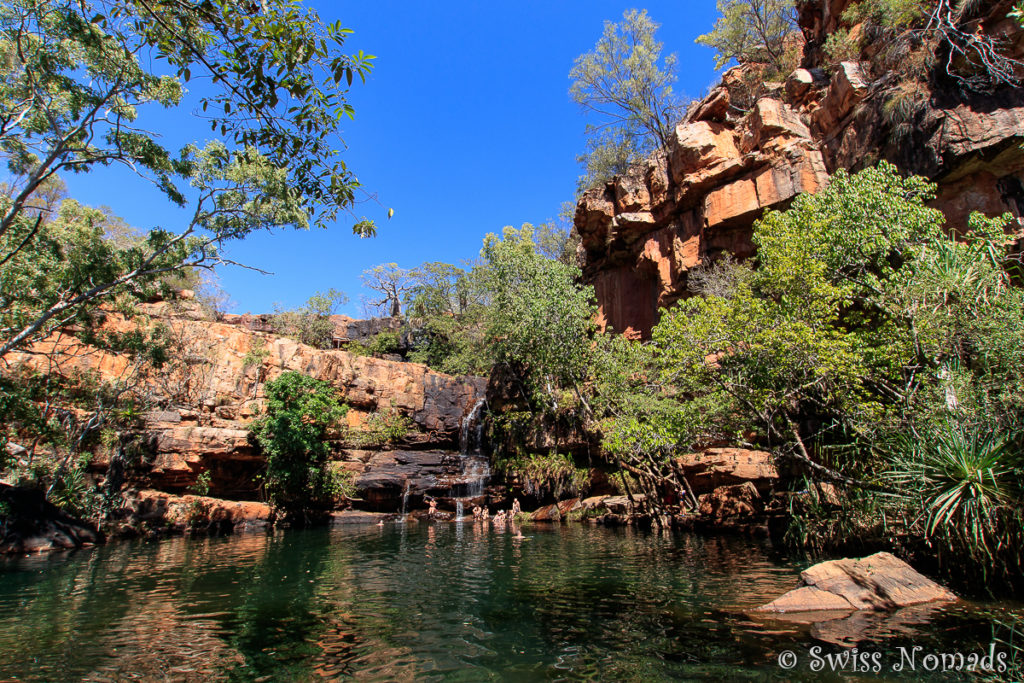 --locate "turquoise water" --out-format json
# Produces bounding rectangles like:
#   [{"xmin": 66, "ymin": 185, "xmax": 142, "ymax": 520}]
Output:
[{"xmin": 0, "ymin": 523, "xmax": 1015, "ymax": 681}]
